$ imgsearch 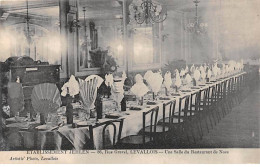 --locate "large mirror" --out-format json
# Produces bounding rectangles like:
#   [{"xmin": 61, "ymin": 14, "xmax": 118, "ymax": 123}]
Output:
[
  {"xmin": 132, "ymin": 24, "xmax": 160, "ymax": 66},
  {"xmin": 0, "ymin": 0, "xmax": 61, "ymax": 65},
  {"xmin": 77, "ymin": 0, "xmax": 124, "ymax": 71}
]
